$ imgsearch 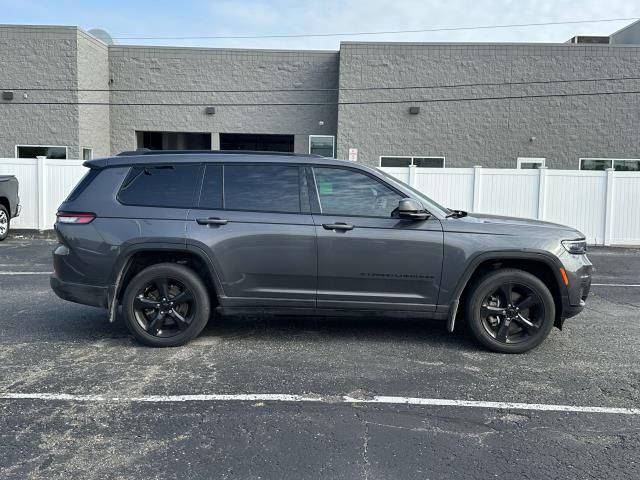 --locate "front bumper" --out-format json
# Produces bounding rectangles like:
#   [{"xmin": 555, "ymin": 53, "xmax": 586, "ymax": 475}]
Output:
[
  {"xmin": 50, "ymin": 274, "xmax": 109, "ymax": 309},
  {"xmin": 558, "ymin": 253, "xmax": 592, "ymax": 321}
]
